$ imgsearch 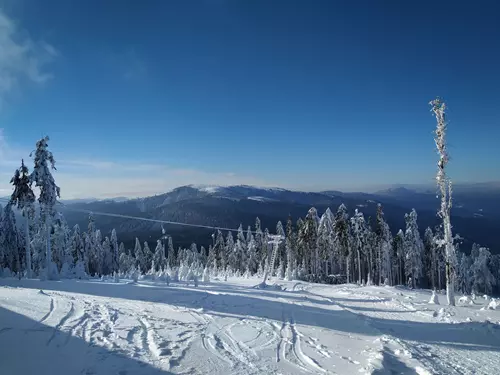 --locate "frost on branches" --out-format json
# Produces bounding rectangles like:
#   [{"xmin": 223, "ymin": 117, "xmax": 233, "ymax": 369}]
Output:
[
  {"xmin": 29, "ymin": 136, "xmax": 61, "ymax": 280},
  {"xmin": 10, "ymin": 159, "xmax": 36, "ymax": 278},
  {"xmin": 431, "ymin": 98, "xmax": 457, "ymax": 306}
]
